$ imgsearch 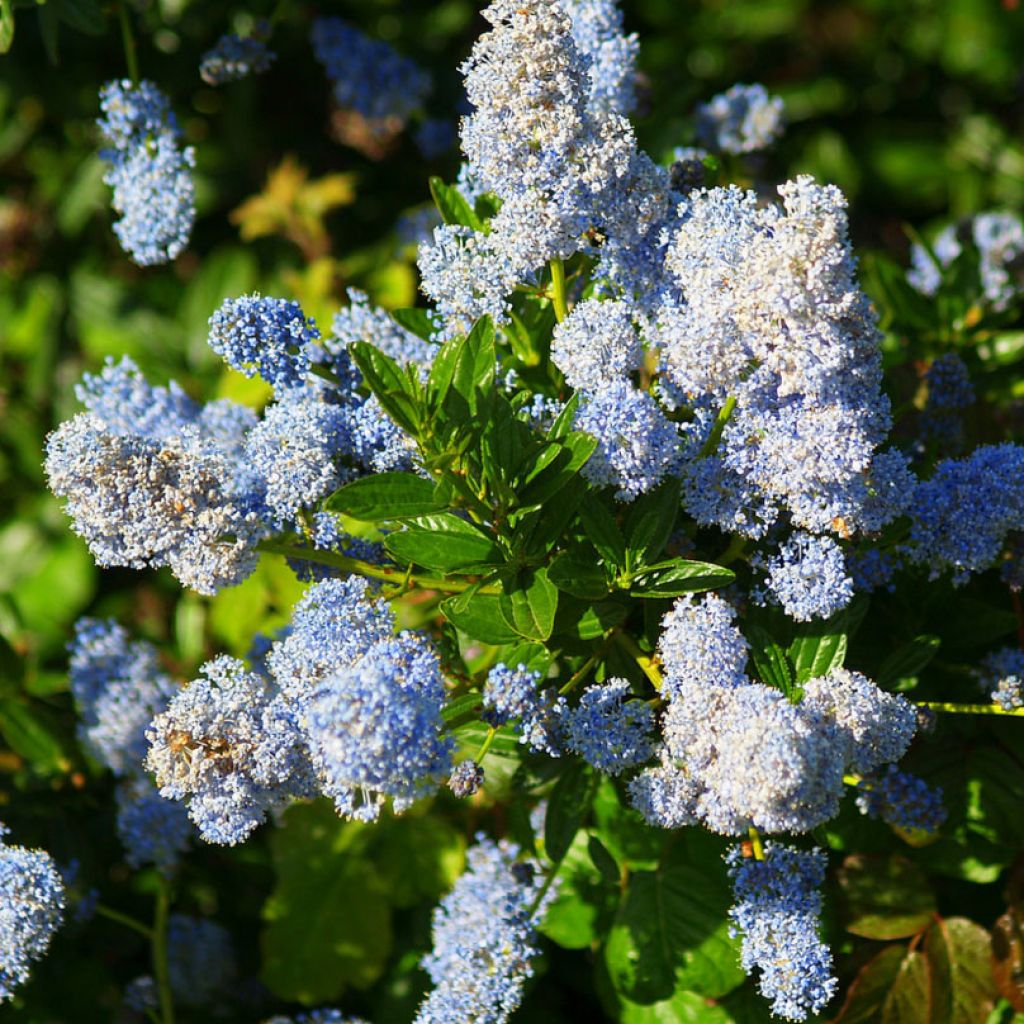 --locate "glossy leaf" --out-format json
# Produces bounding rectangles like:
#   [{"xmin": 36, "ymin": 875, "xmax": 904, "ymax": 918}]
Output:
[
  {"xmin": 384, "ymin": 514, "xmax": 501, "ymax": 572},
  {"xmin": 327, "ymin": 472, "xmax": 445, "ymax": 521}
]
